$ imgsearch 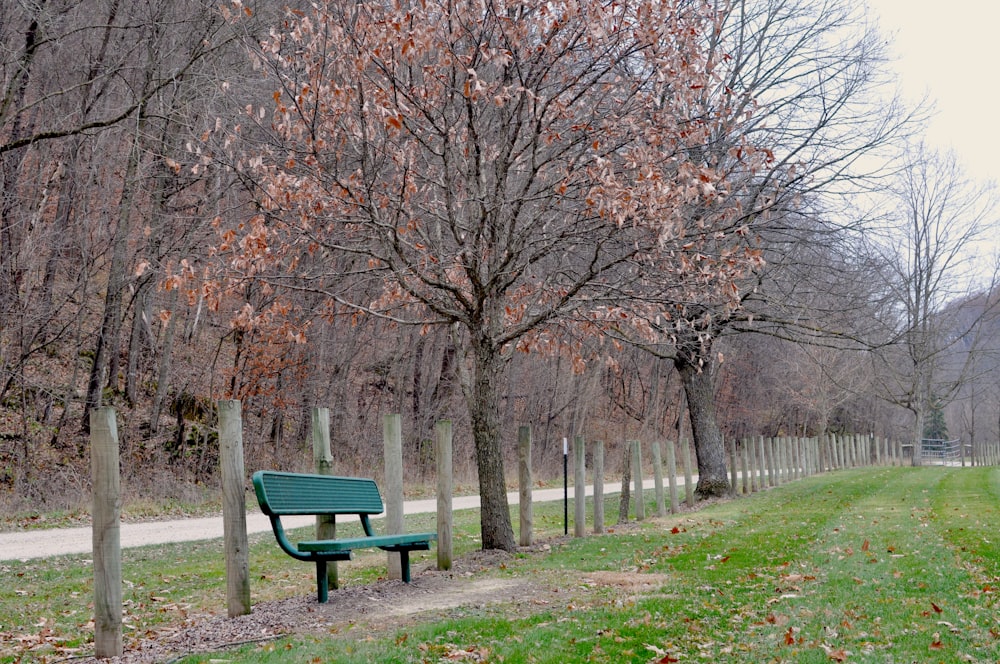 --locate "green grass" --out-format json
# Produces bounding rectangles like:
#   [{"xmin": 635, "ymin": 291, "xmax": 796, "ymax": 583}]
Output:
[{"xmin": 4, "ymin": 467, "xmax": 1000, "ymax": 662}]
